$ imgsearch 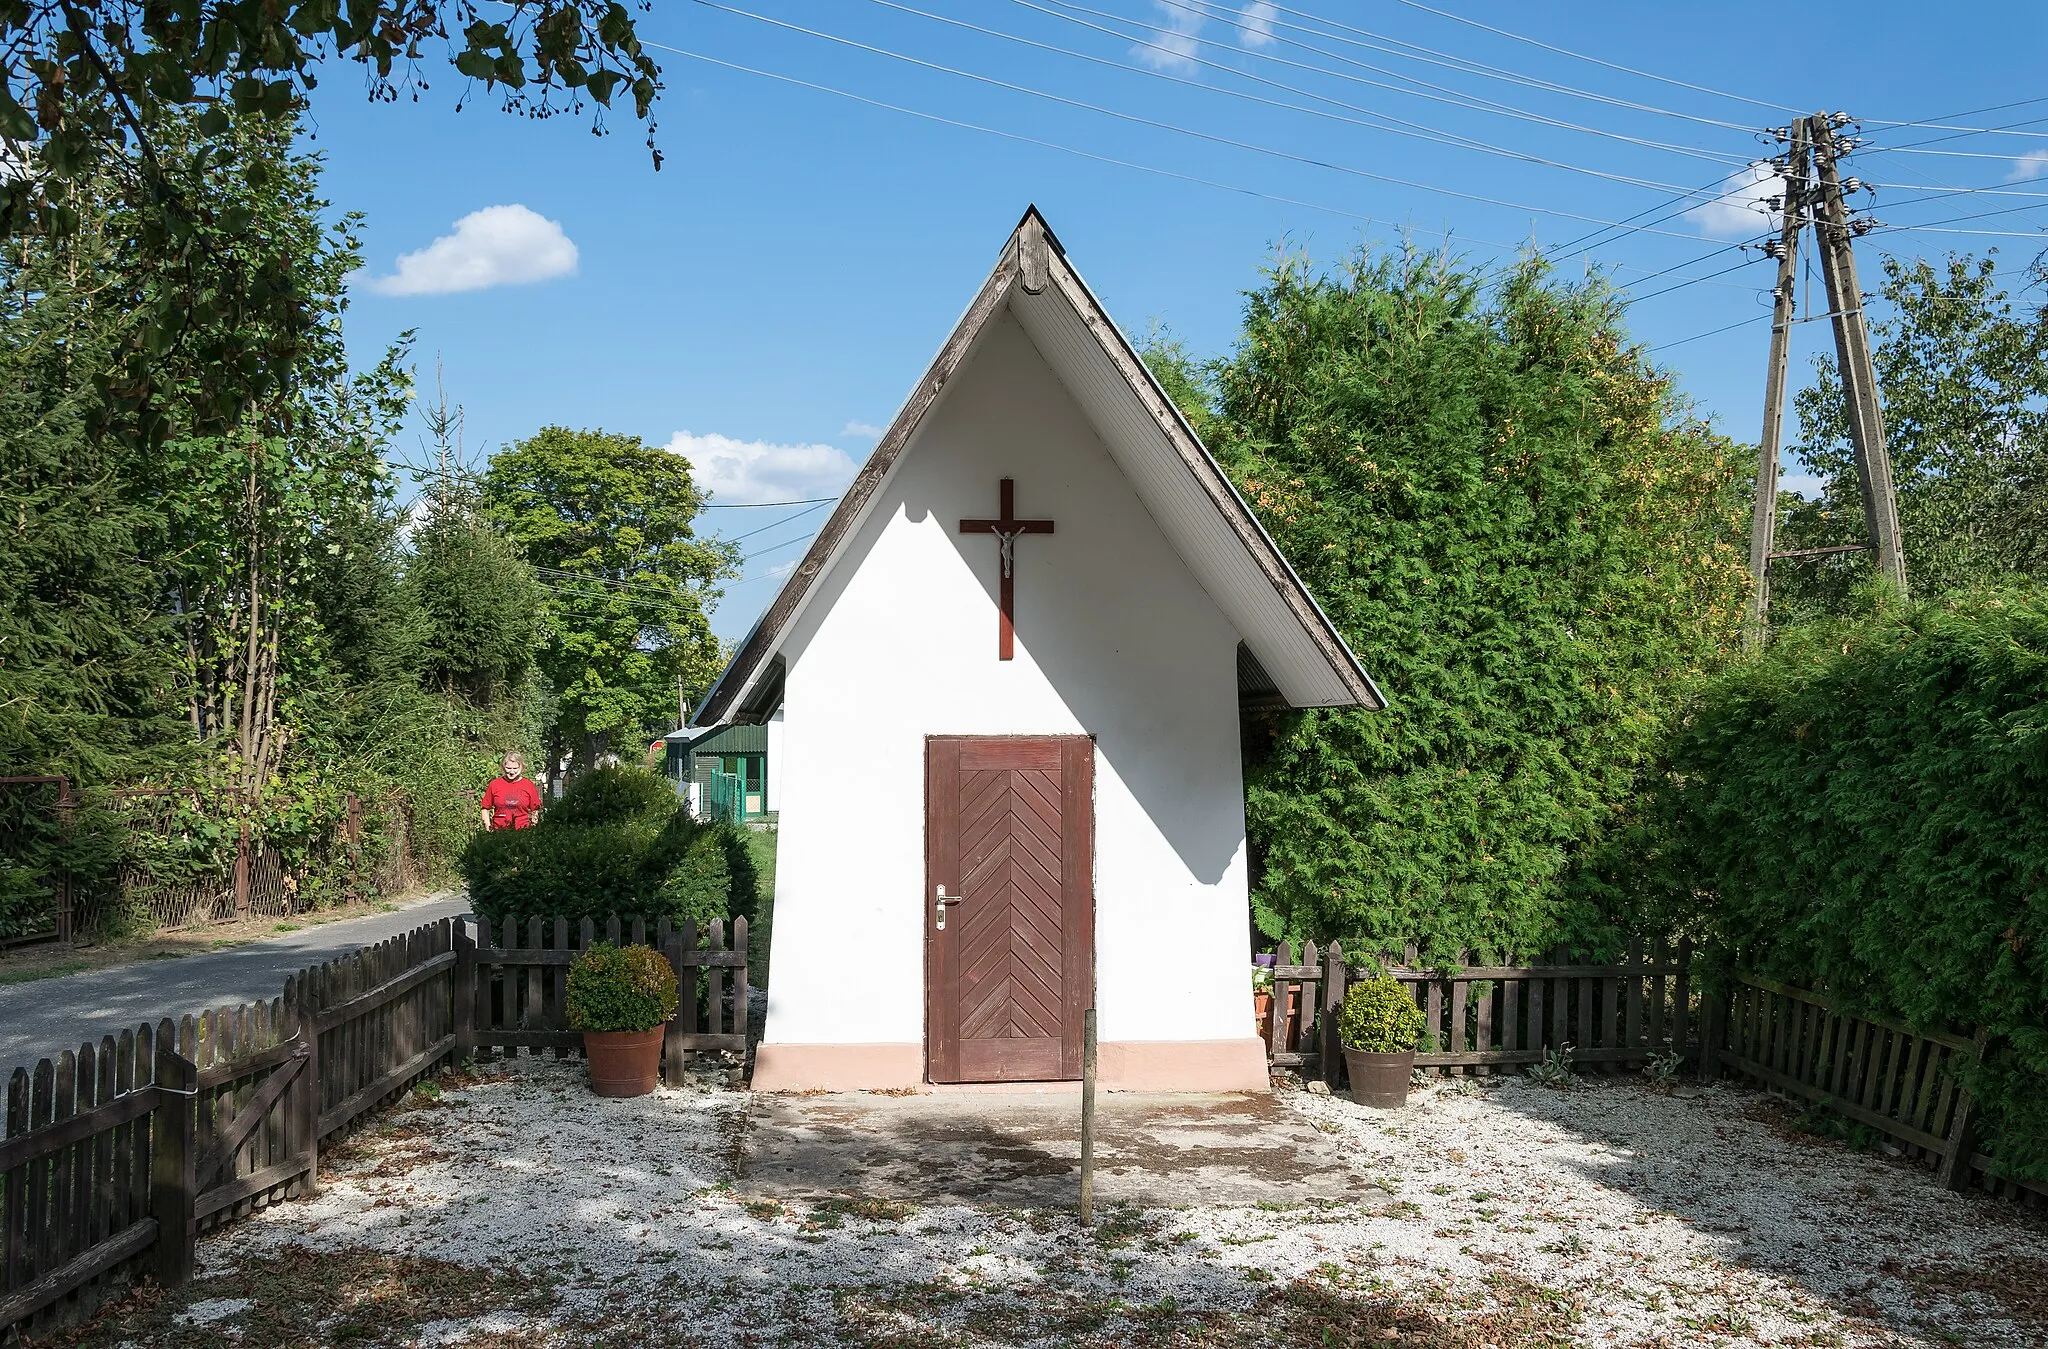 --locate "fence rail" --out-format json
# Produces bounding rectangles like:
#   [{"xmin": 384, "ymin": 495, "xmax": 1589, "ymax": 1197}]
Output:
[
  {"xmin": 465, "ymin": 914, "xmax": 750, "ymax": 1086},
  {"xmin": 2, "ymin": 910, "xmax": 746, "ymax": 1336},
  {"xmin": 1710, "ymin": 971, "xmax": 2041, "ymax": 1206},
  {"xmin": 1262, "ymin": 939, "xmax": 1698, "ymax": 1085},
  {"xmin": 1266, "ymin": 942, "xmax": 2042, "ymax": 1209}
]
